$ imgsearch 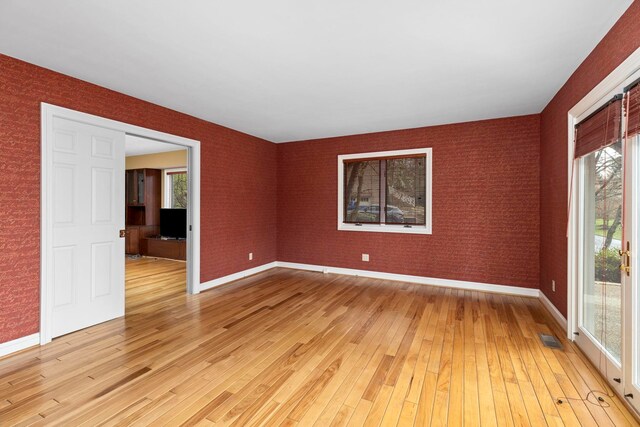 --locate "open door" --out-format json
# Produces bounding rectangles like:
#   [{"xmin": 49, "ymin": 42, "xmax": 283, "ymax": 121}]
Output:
[{"xmin": 44, "ymin": 116, "xmax": 126, "ymax": 339}]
